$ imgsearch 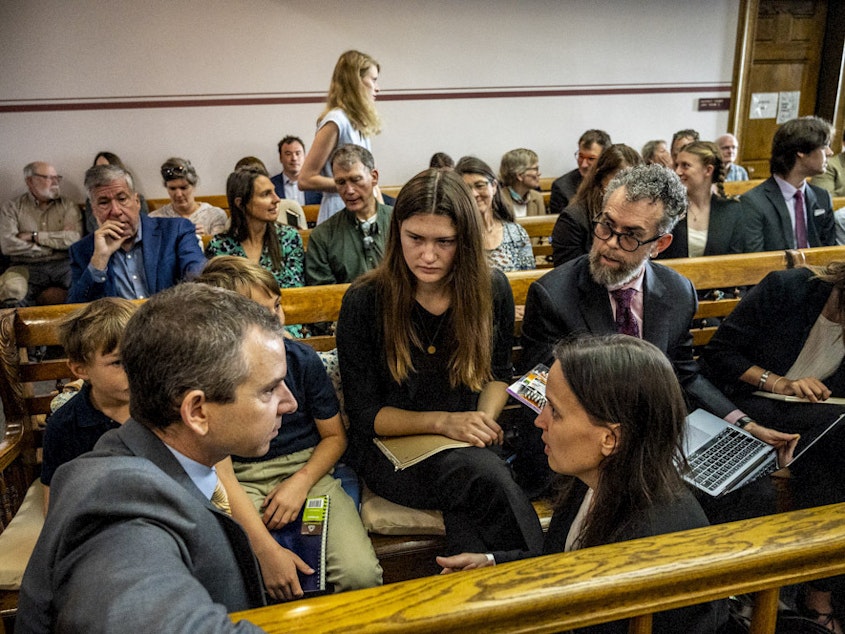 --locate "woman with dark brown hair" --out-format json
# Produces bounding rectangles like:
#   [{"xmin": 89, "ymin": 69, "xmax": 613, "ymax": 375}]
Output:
[
  {"xmin": 336, "ymin": 168, "xmax": 542, "ymax": 555},
  {"xmin": 439, "ymin": 335, "xmax": 727, "ymax": 633},
  {"xmin": 206, "ymin": 168, "xmax": 305, "ymax": 336},
  {"xmin": 551, "ymin": 144, "xmax": 643, "ymax": 266}
]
